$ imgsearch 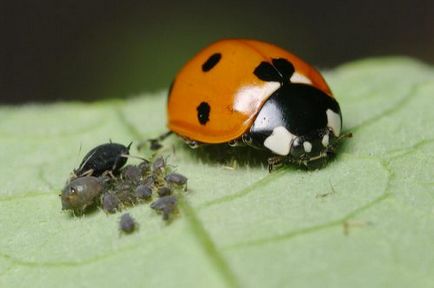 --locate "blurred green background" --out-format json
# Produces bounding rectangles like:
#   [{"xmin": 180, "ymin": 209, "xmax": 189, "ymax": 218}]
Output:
[{"xmin": 1, "ymin": 0, "xmax": 433, "ymax": 104}]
